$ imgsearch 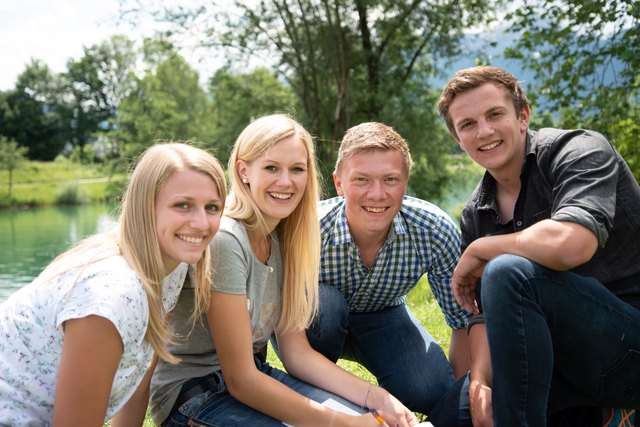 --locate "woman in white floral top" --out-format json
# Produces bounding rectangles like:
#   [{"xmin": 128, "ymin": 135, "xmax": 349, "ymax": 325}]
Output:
[{"xmin": 0, "ymin": 142, "xmax": 226, "ymax": 426}]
